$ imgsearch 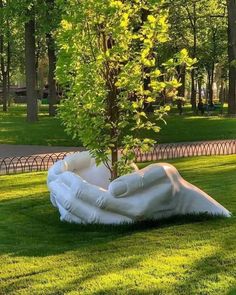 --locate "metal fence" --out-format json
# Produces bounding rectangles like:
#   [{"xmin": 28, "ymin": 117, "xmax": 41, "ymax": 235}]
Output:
[
  {"xmin": 0, "ymin": 153, "xmax": 68, "ymax": 175},
  {"xmin": 1, "ymin": 140, "xmax": 236, "ymax": 175},
  {"xmin": 135, "ymin": 140, "xmax": 236, "ymax": 162}
]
